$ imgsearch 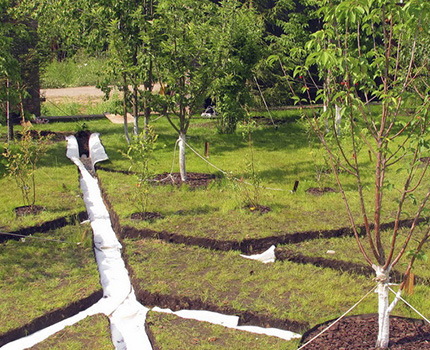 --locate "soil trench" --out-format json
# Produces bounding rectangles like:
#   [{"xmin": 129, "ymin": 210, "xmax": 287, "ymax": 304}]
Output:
[
  {"xmin": 0, "ymin": 212, "xmax": 88, "ymax": 244},
  {"xmin": 0, "ymin": 290, "xmax": 103, "ymax": 347}
]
